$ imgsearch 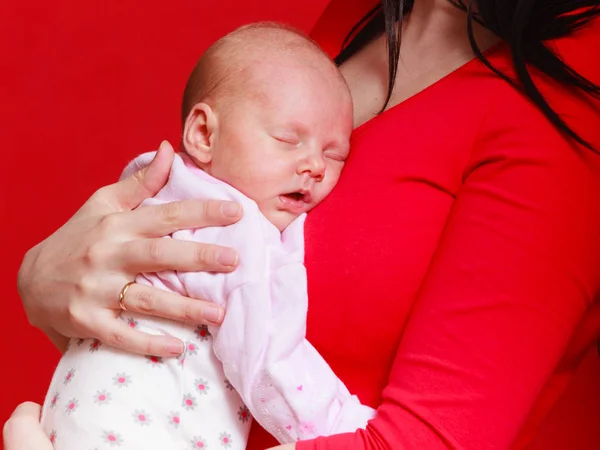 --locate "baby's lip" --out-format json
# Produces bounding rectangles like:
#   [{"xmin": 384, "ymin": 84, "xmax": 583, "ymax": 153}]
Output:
[
  {"xmin": 296, "ymin": 188, "xmax": 313, "ymax": 204},
  {"xmin": 278, "ymin": 189, "xmax": 313, "ymax": 212}
]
